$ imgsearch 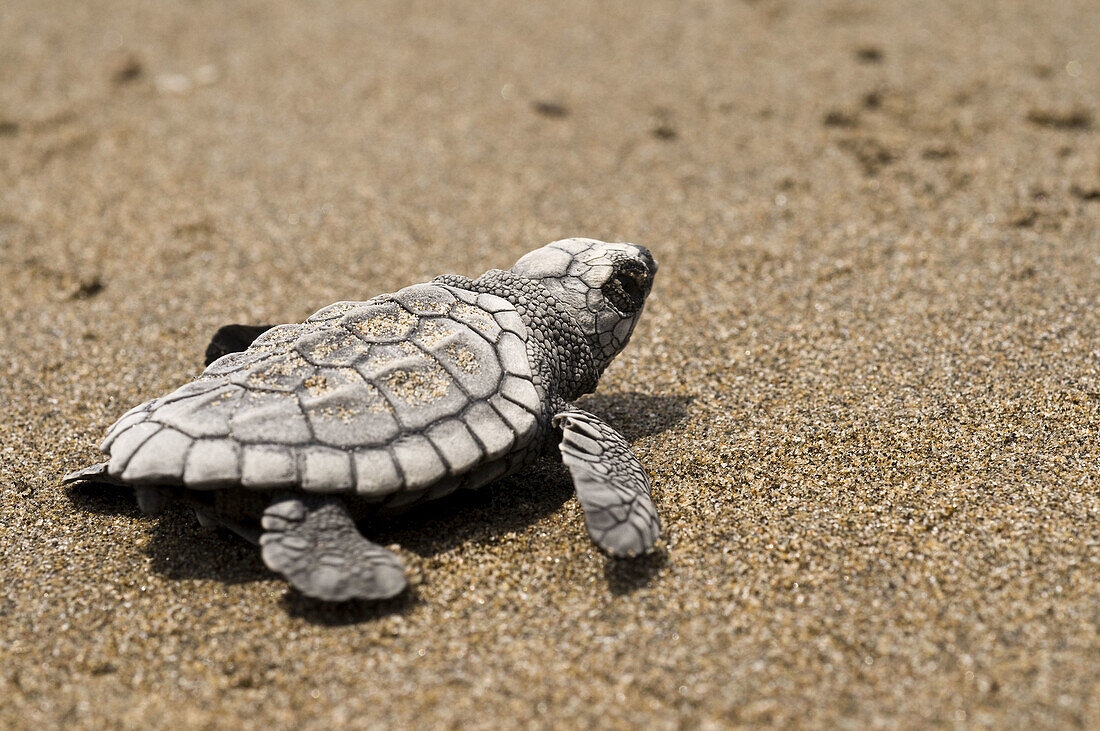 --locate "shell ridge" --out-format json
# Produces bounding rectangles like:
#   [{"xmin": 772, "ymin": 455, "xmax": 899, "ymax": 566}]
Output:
[
  {"xmin": 293, "ymin": 388, "xmax": 320, "ymax": 444},
  {"xmin": 226, "ymin": 384, "xmax": 248, "ymax": 438},
  {"xmin": 384, "ymin": 443, "xmax": 408, "ymax": 488},
  {"xmin": 122, "ymin": 423, "xmax": 195, "ymax": 484},
  {"xmin": 110, "ymin": 423, "xmax": 163, "ymax": 475},
  {"xmin": 457, "ymin": 402, "xmax": 492, "ymax": 456},
  {"xmin": 485, "ymin": 398, "xmax": 533, "ymax": 449},
  {"xmin": 423, "ymin": 431, "xmax": 454, "ymax": 472},
  {"xmin": 436, "ymin": 285, "xmax": 503, "ymax": 348},
  {"xmin": 366, "ymin": 373, "xmax": 406, "ymax": 426},
  {"xmin": 177, "ymin": 427, "xmax": 199, "ymax": 484},
  {"xmin": 406, "ymin": 336, "xmax": 477, "ymax": 402},
  {"xmin": 290, "ymin": 447, "xmax": 305, "ymax": 493},
  {"xmin": 498, "ymin": 384, "xmax": 540, "ymax": 417},
  {"xmin": 454, "ymin": 312, "xmax": 498, "ymax": 348}
]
